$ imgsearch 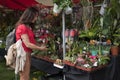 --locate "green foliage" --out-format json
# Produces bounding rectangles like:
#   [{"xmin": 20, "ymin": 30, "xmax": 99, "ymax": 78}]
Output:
[
  {"xmin": 80, "ymin": 0, "xmax": 93, "ymax": 6},
  {"xmin": 0, "ymin": 11, "xmax": 21, "ymax": 40},
  {"xmin": 101, "ymin": 0, "xmax": 120, "ymax": 45},
  {"xmin": 66, "ymin": 41, "xmax": 80, "ymax": 56},
  {"xmin": 50, "ymin": 54, "xmax": 59, "ymax": 60},
  {"xmin": 98, "ymin": 55, "xmax": 110, "ymax": 65},
  {"xmin": 0, "ymin": 60, "xmax": 15, "ymax": 80},
  {"xmin": 0, "ymin": 59, "xmax": 47, "ymax": 80},
  {"xmin": 53, "ymin": 0, "xmax": 72, "ymax": 9},
  {"xmin": 0, "ymin": 42, "xmax": 6, "ymax": 48},
  {"xmin": 79, "ymin": 26, "xmax": 99, "ymax": 39},
  {"xmin": 47, "ymin": 38, "xmax": 56, "ymax": 54}
]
